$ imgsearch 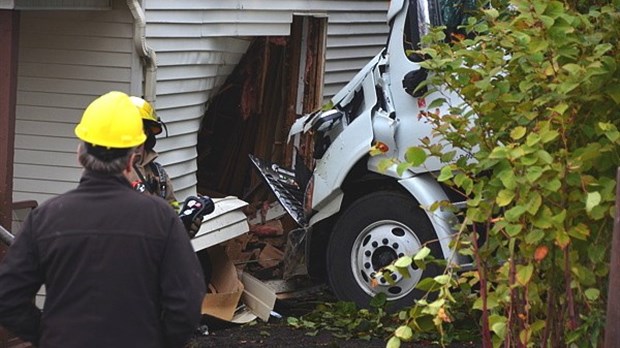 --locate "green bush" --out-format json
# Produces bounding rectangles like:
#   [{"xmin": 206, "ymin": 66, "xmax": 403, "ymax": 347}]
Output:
[{"xmin": 388, "ymin": 1, "xmax": 620, "ymax": 347}]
